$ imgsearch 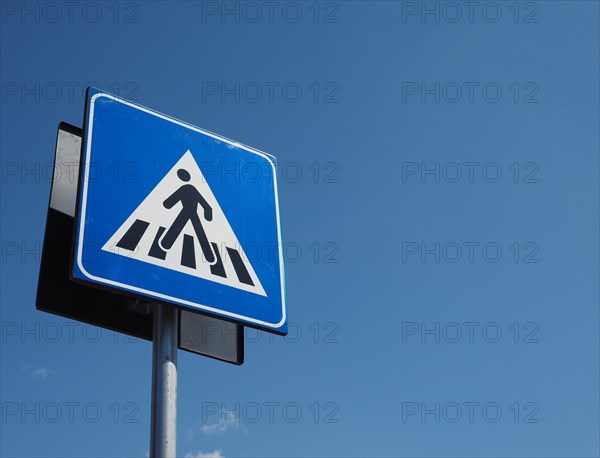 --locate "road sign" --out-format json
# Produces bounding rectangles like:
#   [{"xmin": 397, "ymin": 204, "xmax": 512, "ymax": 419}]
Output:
[
  {"xmin": 72, "ymin": 88, "xmax": 287, "ymax": 334},
  {"xmin": 37, "ymin": 122, "xmax": 244, "ymax": 364}
]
